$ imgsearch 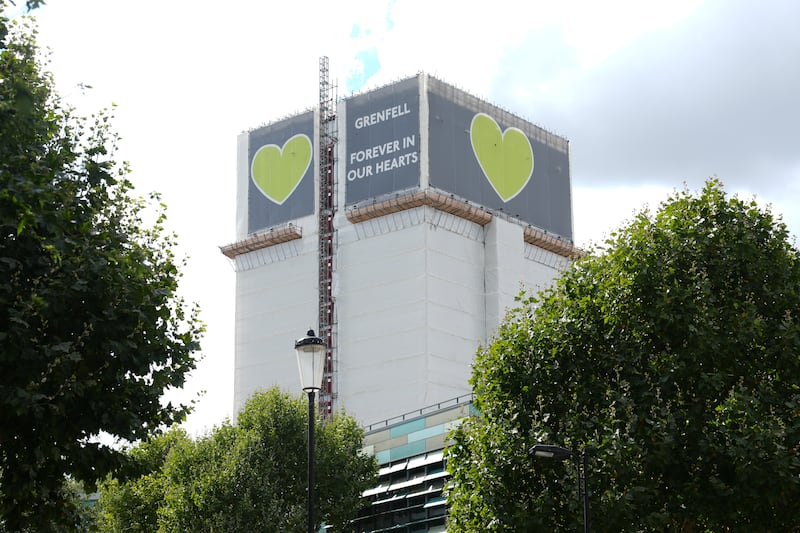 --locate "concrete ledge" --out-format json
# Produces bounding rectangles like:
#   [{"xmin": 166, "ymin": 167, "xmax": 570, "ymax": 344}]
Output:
[
  {"xmin": 219, "ymin": 224, "xmax": 303, "ymax": 259},
  {"xmin": 523, "ymin": 226, "xmax": 583, "ymax": 259},
  {"xmin": 346, "ymin": 189, "xmax": 493, "ymax": 226}
]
